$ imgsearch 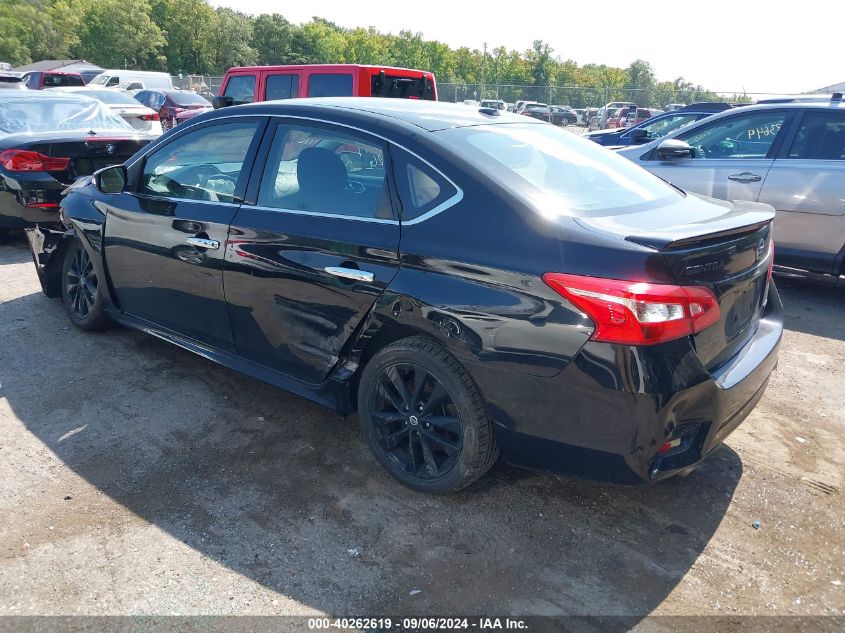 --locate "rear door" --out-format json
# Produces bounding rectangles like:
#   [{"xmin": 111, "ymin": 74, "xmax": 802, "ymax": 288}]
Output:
[
  {"xmin": 103, "ymin": 118, "xmax": 267, "ymax": 350},
  {"xmin": 224, "ymin": 119, "xmax": 399, "ymax": 384},
  {"xmin": 643, "ymin": 109, "xmax": 793, "ymax": 201},
  {"xmin": 759, "ymin": 108, "xmax": 845, "ymax": 274}
]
